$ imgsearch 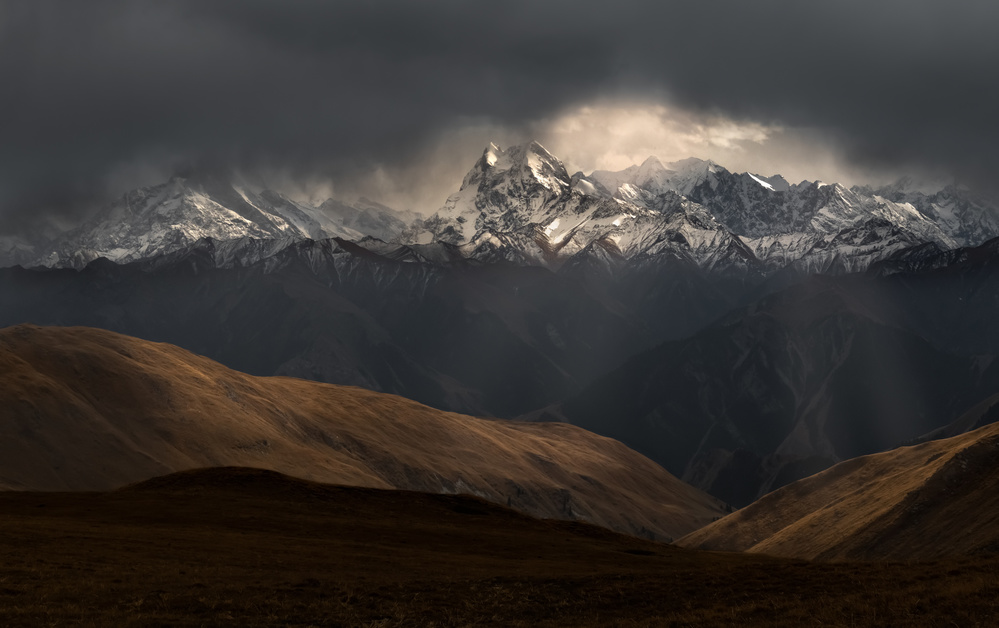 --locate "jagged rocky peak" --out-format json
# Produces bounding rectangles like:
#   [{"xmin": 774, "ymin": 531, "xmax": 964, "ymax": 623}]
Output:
[
  {"xmin": 468, "ymin": 141, "xmax": 571, "ymax": 193},
  {"xmin": 415, "ymin": 141, "xmax": 581, "ymax": 246},
  {"xmin": 8, "ymin": 137, "xmax": 999, "ymax": 276},
  {"xmin": 412, "ymin": 142, "xmax": 970, "ymax": 277}
]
